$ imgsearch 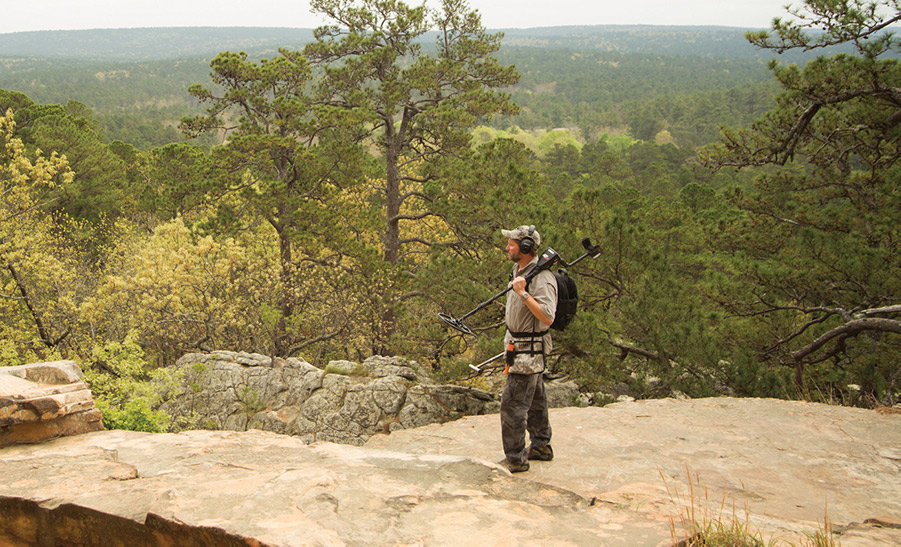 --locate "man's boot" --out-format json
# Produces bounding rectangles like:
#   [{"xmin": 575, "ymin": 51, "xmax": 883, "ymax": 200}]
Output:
[
  {"xmin": 528, "ymin": 444, "xmax": 554, "ymax": 461},
  {"xmin": 497, "ymin": 458, "xmax": 530, "ymax": 473}
]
